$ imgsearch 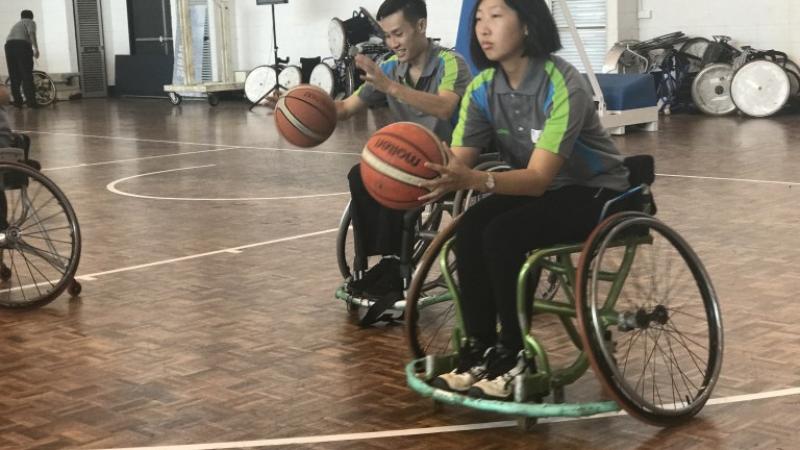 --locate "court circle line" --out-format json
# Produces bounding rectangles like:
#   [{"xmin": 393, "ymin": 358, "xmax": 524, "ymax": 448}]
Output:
[{"xmin": 106, "ymin": 165, "xmax": 349, "ymax": 201}]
